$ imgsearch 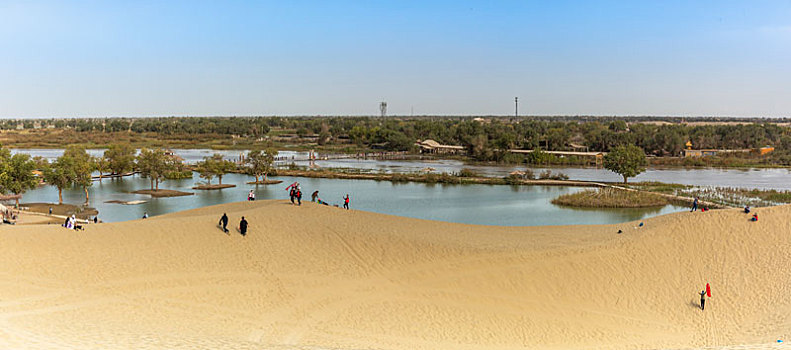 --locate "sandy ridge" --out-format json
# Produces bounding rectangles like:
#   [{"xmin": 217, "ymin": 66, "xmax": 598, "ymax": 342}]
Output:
[{"xmin": 1, "ymin": 200, "xmax": 791, "ymax": 349}]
